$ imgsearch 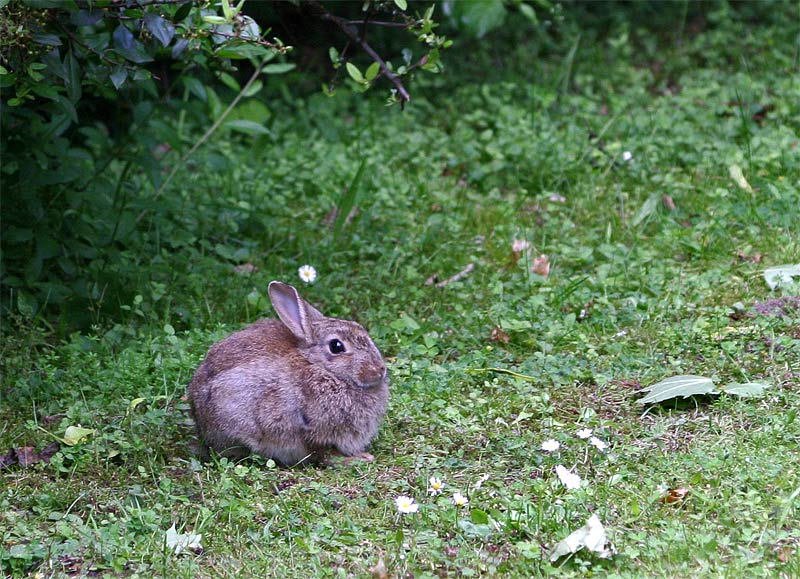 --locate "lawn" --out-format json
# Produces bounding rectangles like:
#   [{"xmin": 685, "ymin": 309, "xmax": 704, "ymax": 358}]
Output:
[{"xmin": 2, "ymin": 5, "xmax": 799, "ymax": 578}]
